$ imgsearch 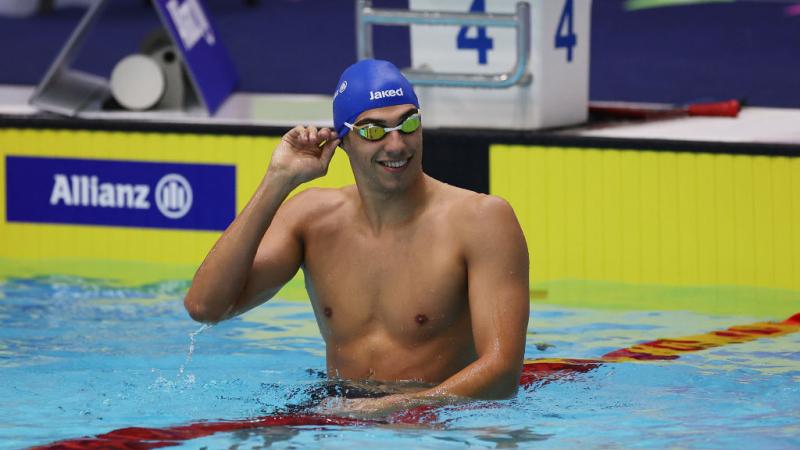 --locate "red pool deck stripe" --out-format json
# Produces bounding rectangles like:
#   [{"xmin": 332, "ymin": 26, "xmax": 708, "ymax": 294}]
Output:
[{"xmin": 33, "ymin": 313, "xmax": 800, "ymax": 450}]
